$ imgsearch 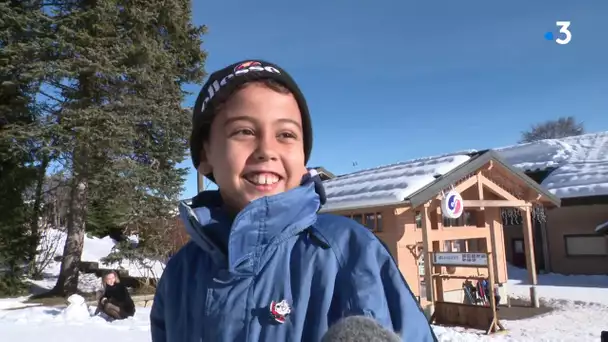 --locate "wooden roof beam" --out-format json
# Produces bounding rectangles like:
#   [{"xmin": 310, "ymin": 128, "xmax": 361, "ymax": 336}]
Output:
[
  {"xmin": 463, "ymin": 200, "xmax": 531, "ymax": 208},
  {"xmin": 433, "ymin": 175, "xmax": 478, "ymax": 201},
  {"xmin": 479, "ymin": 174, "xmax": 520, "ymax": 201}
]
